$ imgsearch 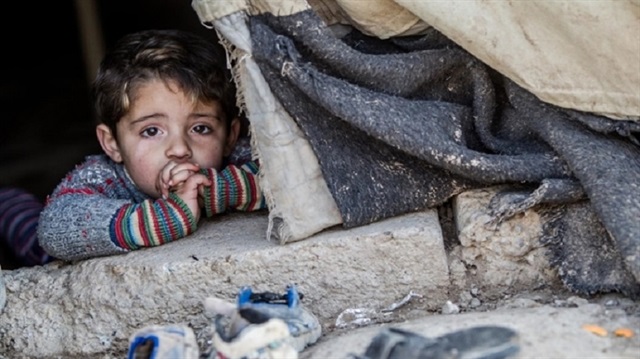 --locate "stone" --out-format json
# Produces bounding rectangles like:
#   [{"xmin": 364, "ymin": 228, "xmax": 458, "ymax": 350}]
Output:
[
  {"xmin": 0, "ymin": 210, "xmax": 448, "ymax": 358},
  {"xmin": 450, "ymin": 186, "xmax": 561, "ymax": 299}
]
